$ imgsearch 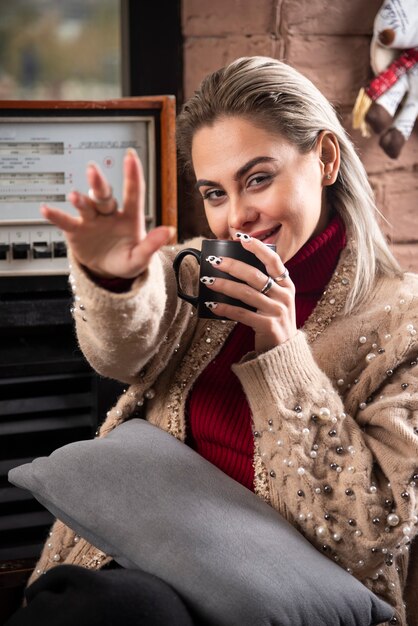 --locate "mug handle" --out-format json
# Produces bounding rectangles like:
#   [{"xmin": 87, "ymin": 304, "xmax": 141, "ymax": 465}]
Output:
[{"xmin": 172, "ymin": 248, "xmax": 201, "ymax": 307}]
